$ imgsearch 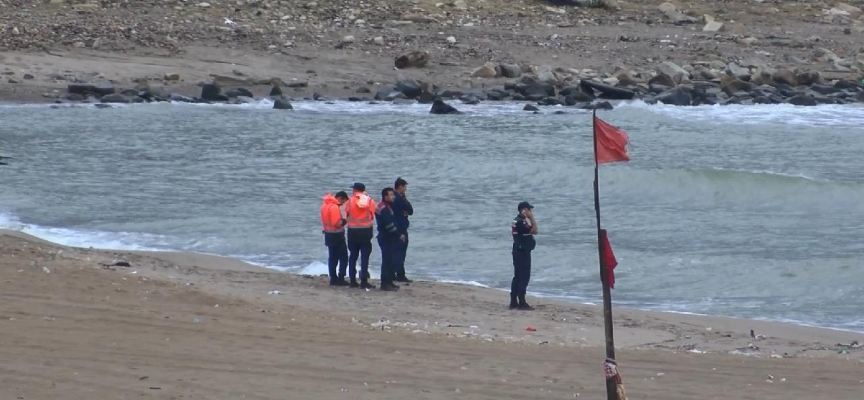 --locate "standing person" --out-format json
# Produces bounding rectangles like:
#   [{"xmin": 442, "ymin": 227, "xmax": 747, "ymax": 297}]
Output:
[
  {"xmin": 345, "ymin": 182, "xmax": 377, "ymax": 289},
  {"xmin": 510, "ymin": 201, "xmax": 538, "ymax": 310},
  {"xmin": 375, "ymin": 187, "xmax": 405, "ymax": 291},
  {"xmin": 391, "ymin": 177, "xmax": 414, "ymax": 283},
  {"xmin": 320, "ymin": 191, "xmax": 350, "ymax": 286}
]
